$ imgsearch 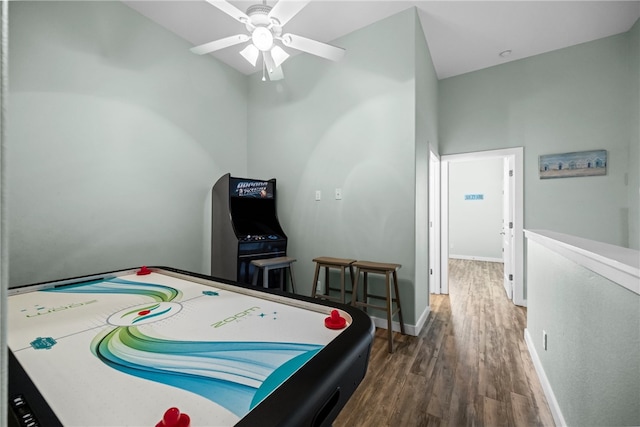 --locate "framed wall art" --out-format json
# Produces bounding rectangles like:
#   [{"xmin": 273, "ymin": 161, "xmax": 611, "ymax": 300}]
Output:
[{"xmin": 539, "ymin": 149, "xmax": 607, "ymax": 179}]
